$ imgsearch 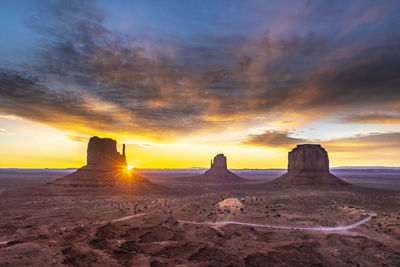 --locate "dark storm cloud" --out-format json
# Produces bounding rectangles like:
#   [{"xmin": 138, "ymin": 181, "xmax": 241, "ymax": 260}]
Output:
[
  {"xmin": 304, "ymin": 43, "xmax": 400, "ymax": 108},
  {"xmin": 0, "ymin": 71, "xmax": 209, "ymax": 136},
  {"xmin": 1, "ymin": 0, "xmax": 400, "ymax": 138},
  {"xmin": 0, "ymin": 71, "xmax": 118, "ymax": 130},
  {"xmin": 0, "ymin": 0, "xmax": 212, "ymax": 137},
  {"xmin": 241, "ymin": 33, "xmax": 400, "ymax": 114}
]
